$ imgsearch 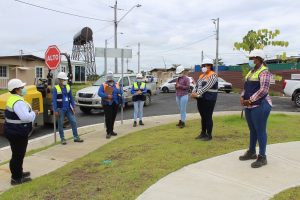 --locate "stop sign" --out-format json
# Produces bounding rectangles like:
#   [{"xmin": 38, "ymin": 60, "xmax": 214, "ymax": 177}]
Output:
[{"xmin": 45, "ymin": 45, "xmax": 61, "ymax": 70}]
